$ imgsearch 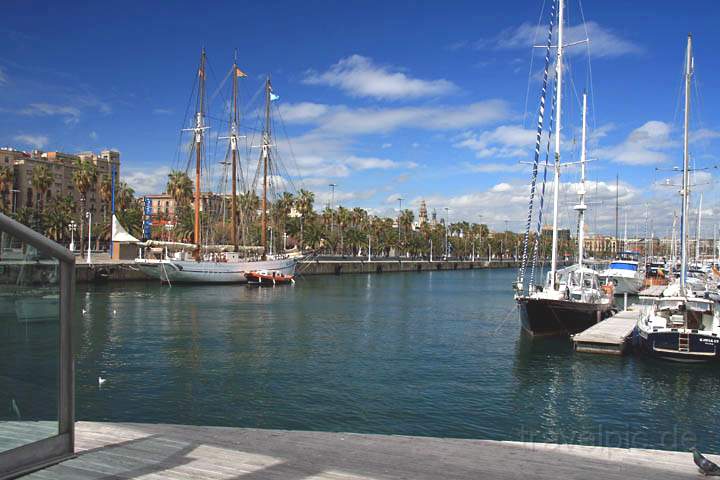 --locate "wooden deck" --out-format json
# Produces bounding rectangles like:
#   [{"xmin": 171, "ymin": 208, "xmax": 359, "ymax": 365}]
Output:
[
  {"xmin": 572, "ymin": 310, "xmax": 640, "ymax": 355},
  {"xmin": 17, "ymin": 421, "xmax": 713, "ymax": 479}
]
